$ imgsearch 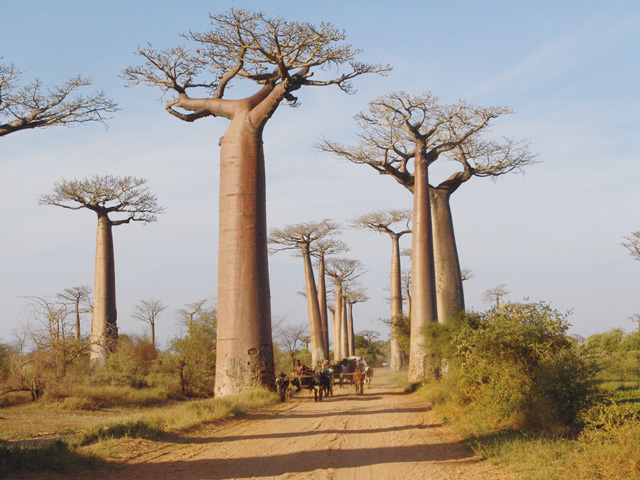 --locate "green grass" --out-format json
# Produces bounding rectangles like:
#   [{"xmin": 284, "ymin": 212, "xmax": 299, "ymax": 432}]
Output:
[
  {"xmin": 0, "ymin": 439, "xmax": 102, "ymax": 475},
  {"xmin": 421, "ymin": 380, "xmax": 640, "ymax": 480}
]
